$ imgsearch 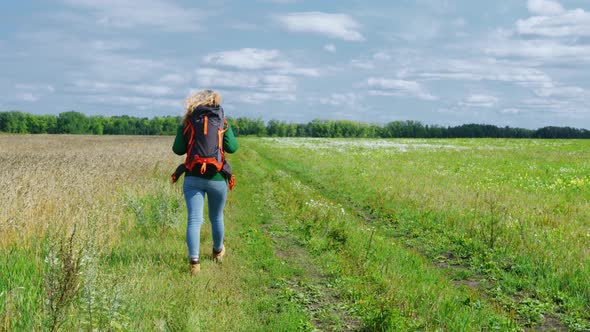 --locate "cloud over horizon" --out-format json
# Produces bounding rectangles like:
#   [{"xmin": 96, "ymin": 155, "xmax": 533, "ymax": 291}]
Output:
[
  {"xmin": 1, "ymin": 0, "xmax": 590, "ymax": 128},
  {"xmin": 275, "ymin": 12, "xmax": 364, "ymax": 41}
]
